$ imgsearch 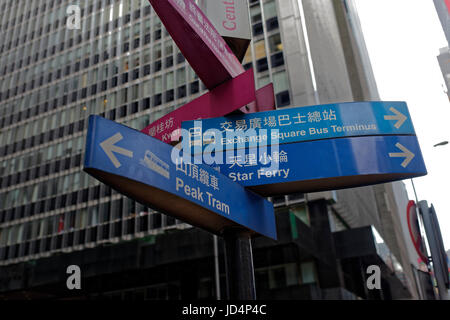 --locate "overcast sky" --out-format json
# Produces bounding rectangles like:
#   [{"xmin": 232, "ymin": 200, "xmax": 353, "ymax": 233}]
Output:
[{"xmin": 354, "ymin": 0, "xmax": 450, "ymax": 251}]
